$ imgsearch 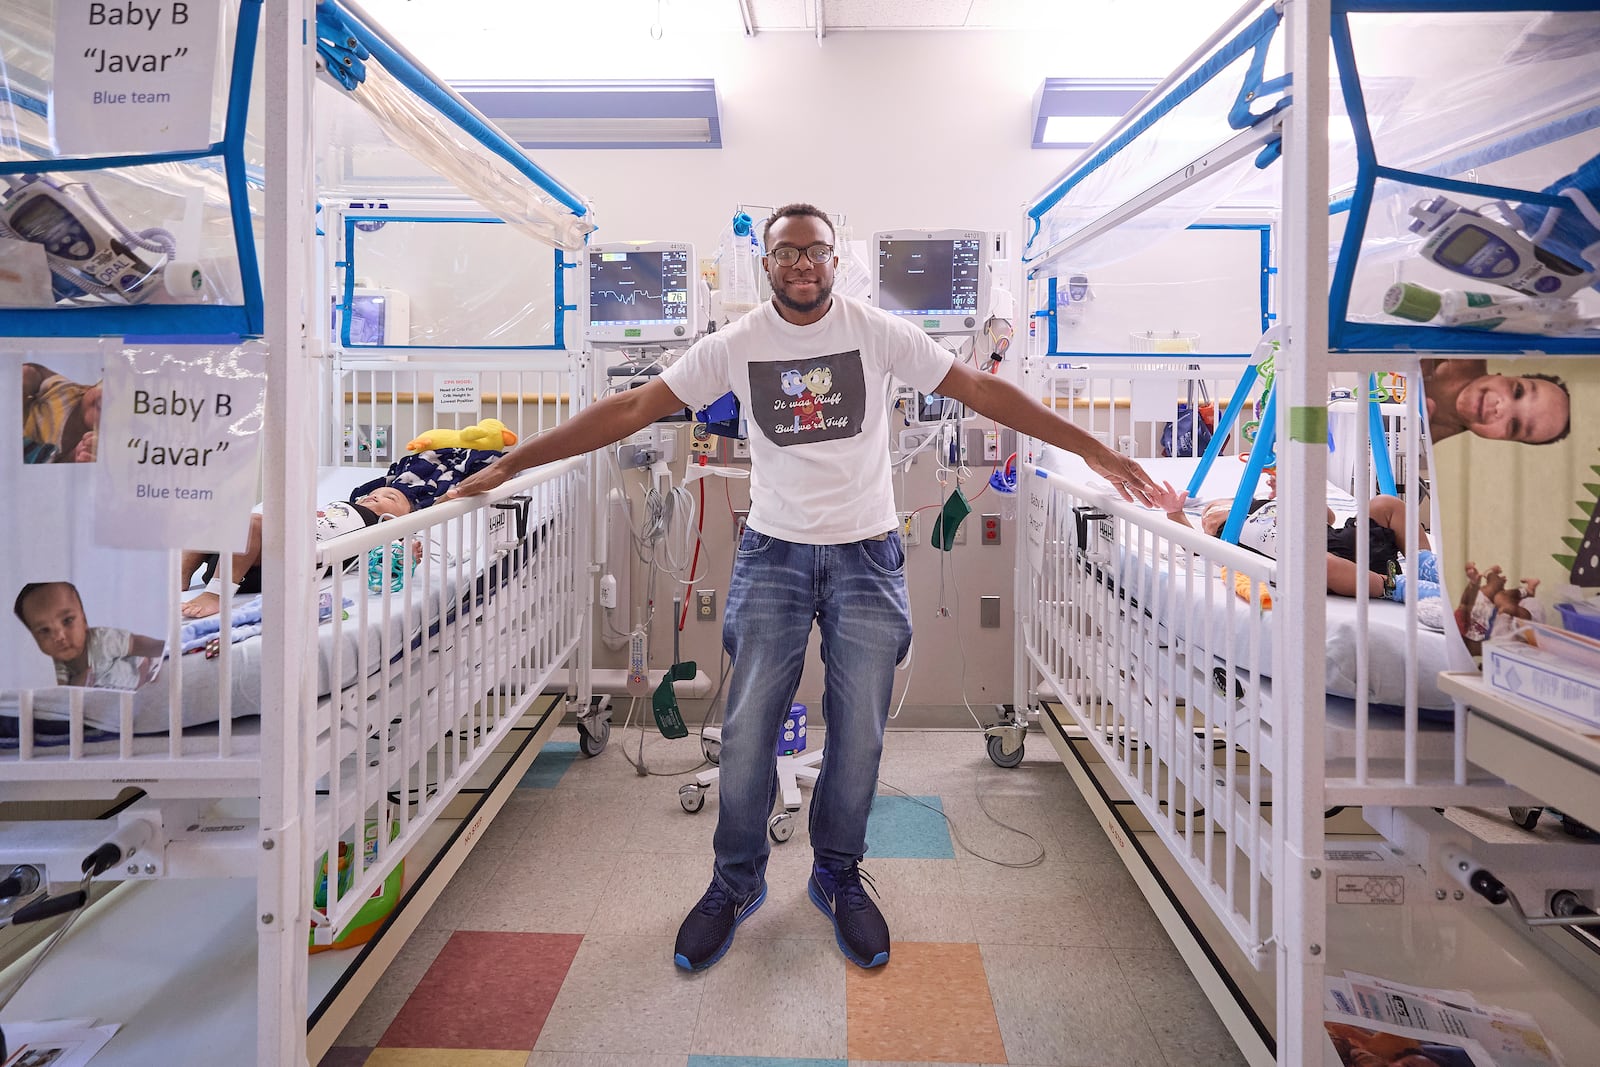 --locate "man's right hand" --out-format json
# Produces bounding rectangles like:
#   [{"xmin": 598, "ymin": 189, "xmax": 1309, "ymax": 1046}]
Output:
[{"xmin": 446, "ymin": 460, "xmax": 512, "ymax": 501}]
